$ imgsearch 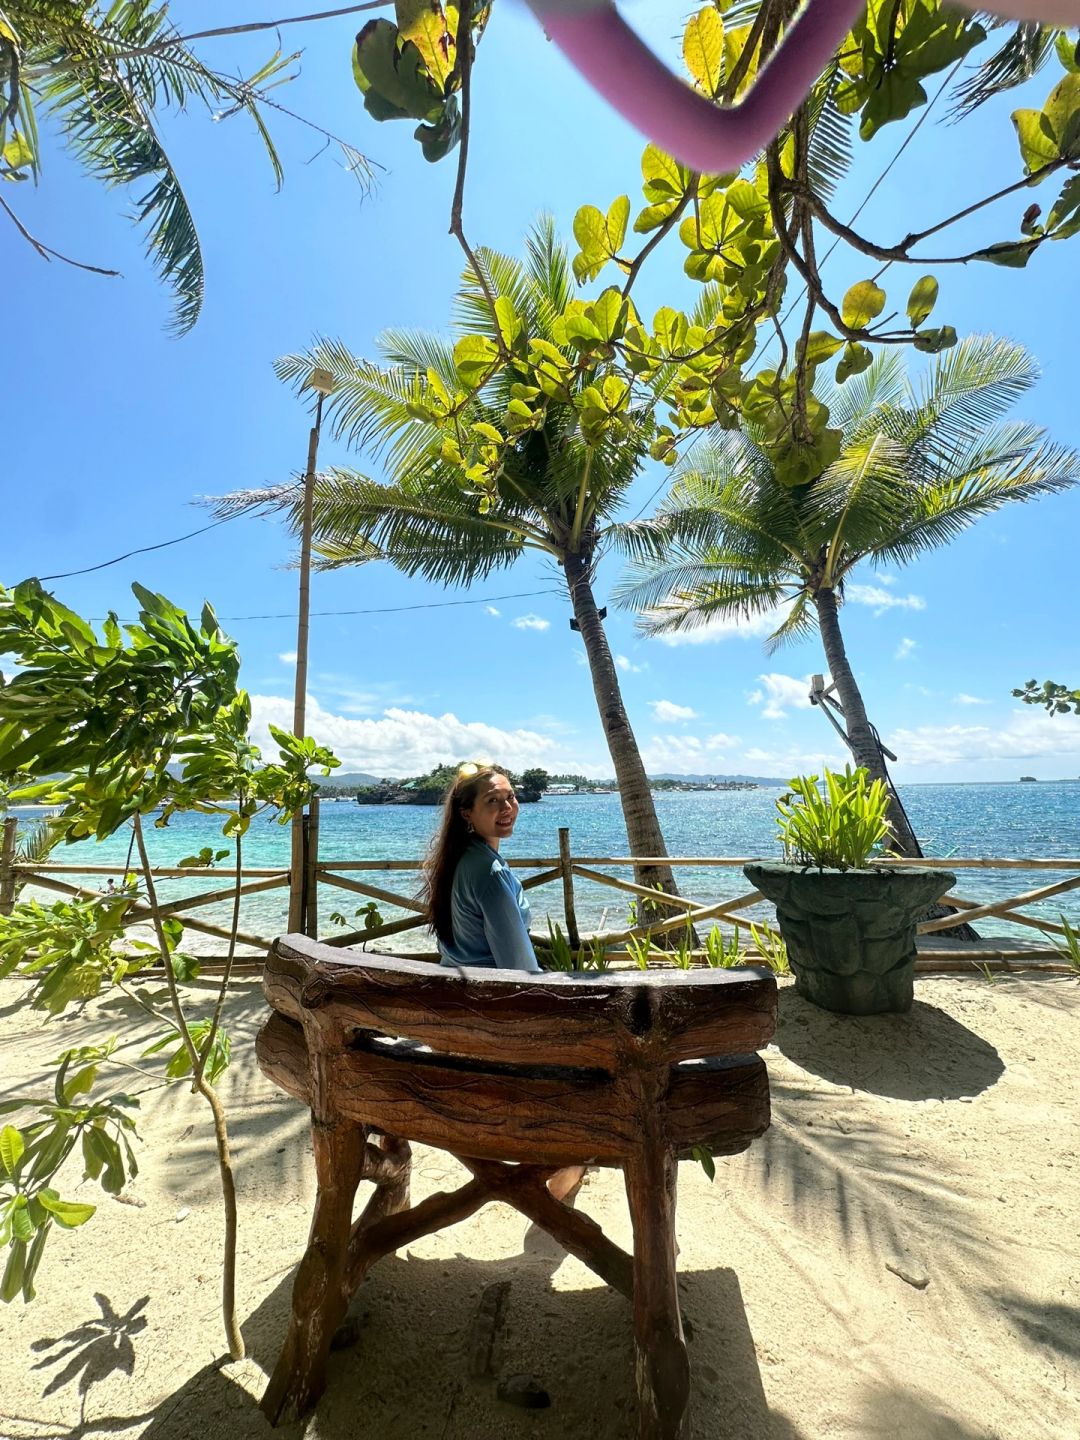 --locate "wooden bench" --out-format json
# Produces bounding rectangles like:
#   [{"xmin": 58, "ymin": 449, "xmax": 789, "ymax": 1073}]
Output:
[{"xmin": 256, "ymin": 935, "xmax": 777, "ymax": 1439}]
